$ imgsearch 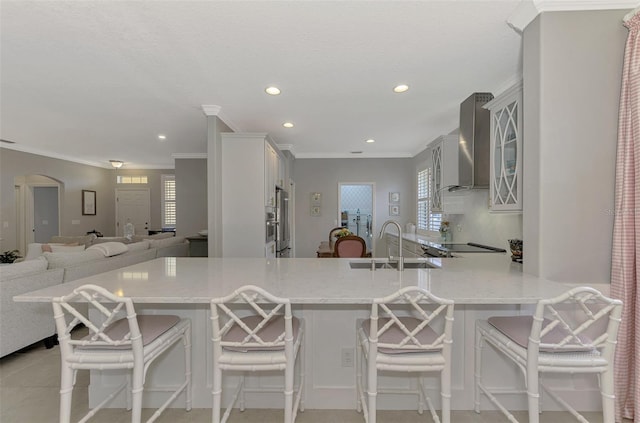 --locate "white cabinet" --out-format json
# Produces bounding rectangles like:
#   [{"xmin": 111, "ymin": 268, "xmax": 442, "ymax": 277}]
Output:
[
  {"xmin": 222, "ymin": 133, "xmax": 282, "ymax": 257},
  {"xmin": 385, "ymin": 234, "xmax": 424, "ymax": 258},
  {"xmin": 484, "ymin": 82, "xmax": 523, "ymax": 212},
  {"xmin": 429, "ymin": 134, "xmax": 463, "ymax": 214},
  {"xmin": 264, "ymin": 143, "xmax": 278, "ymax": 207},
  {"xmin": 386, "ymin": 234, "xmax": 400, "ymax": 257}
]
